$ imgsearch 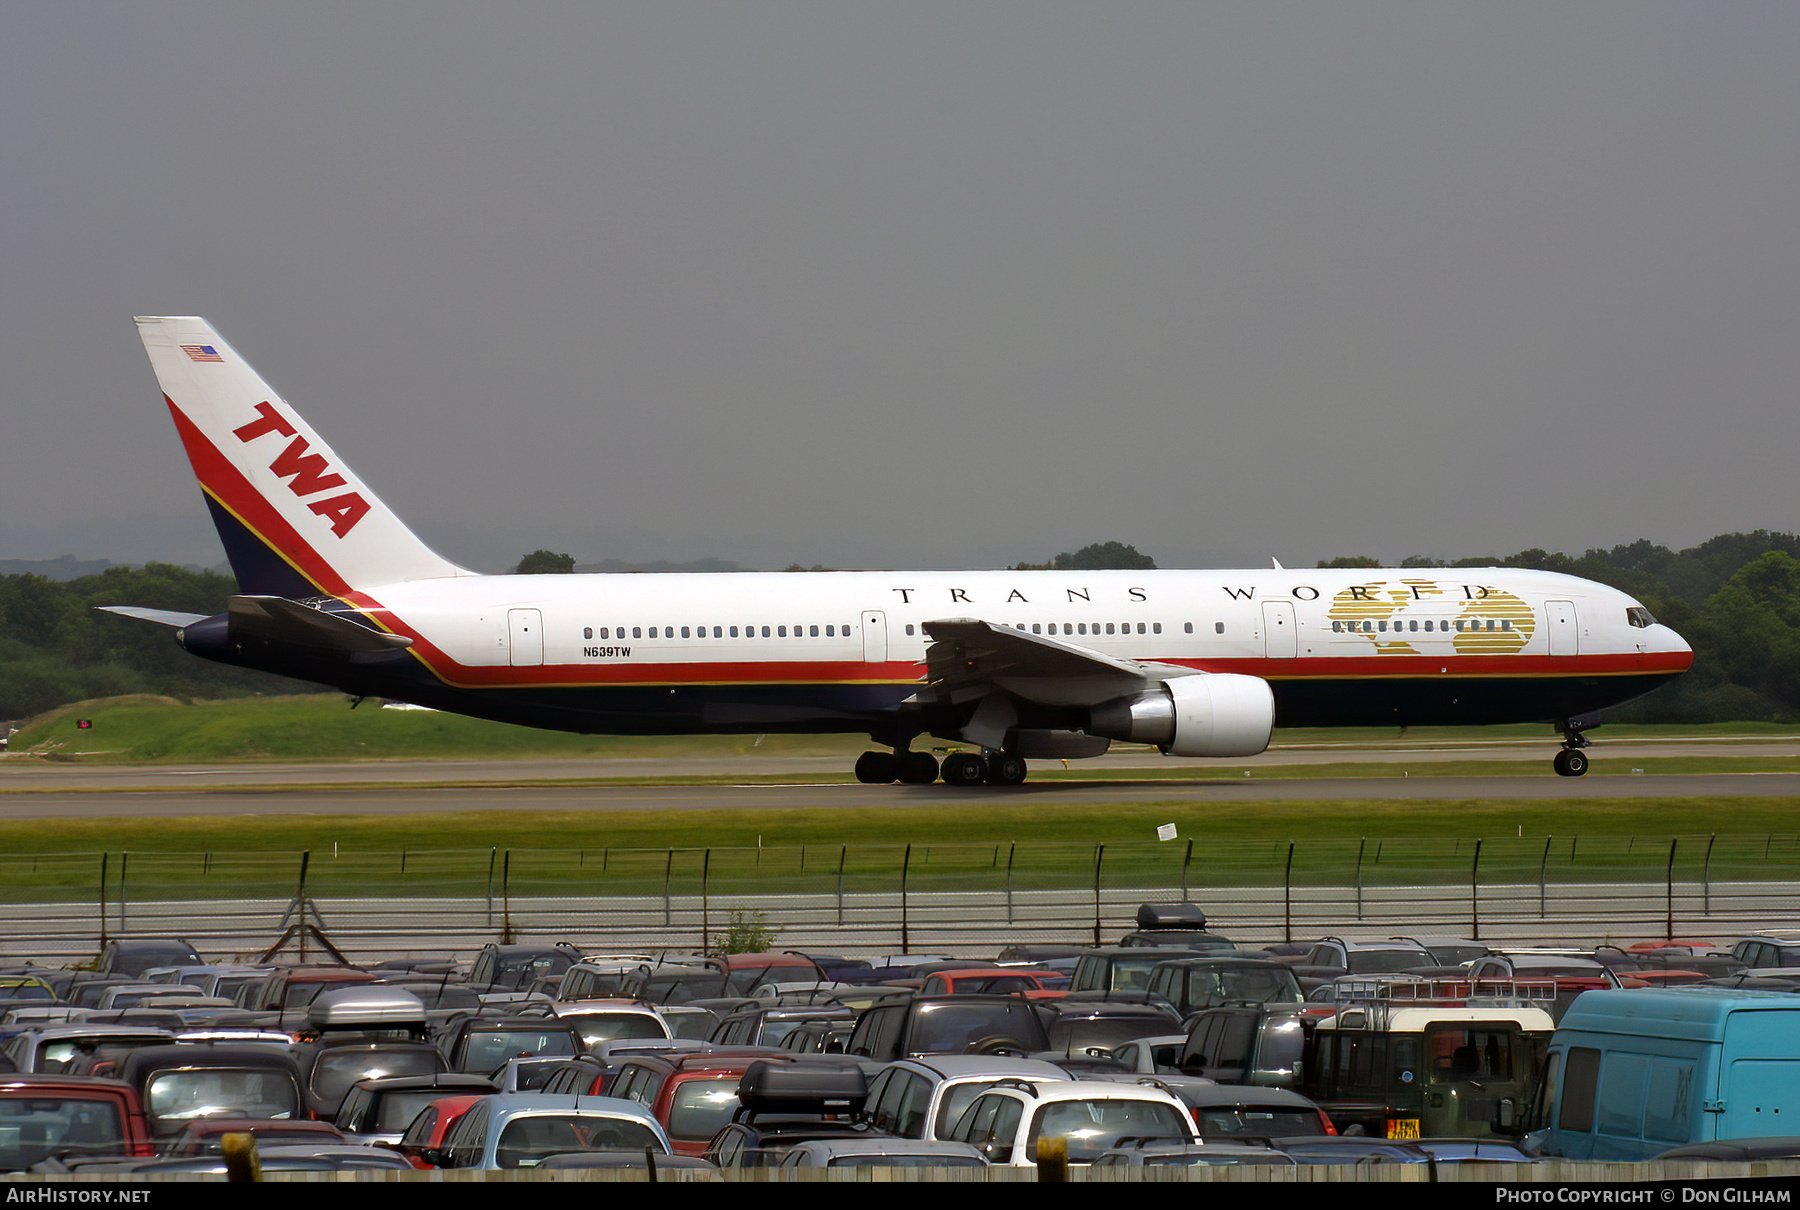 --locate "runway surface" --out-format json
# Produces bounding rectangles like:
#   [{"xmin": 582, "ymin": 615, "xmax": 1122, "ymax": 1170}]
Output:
[{"xmin": 2, "ymin": 737, "xmax": 1798, "ymax": 818}]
